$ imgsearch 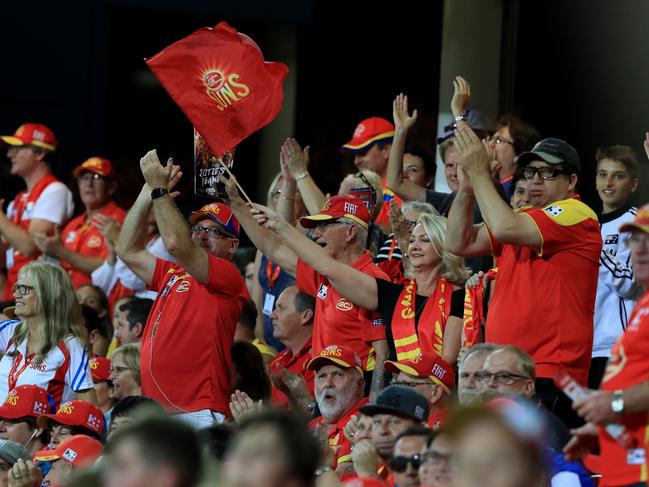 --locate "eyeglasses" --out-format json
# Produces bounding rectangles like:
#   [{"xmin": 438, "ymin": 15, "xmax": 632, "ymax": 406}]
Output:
[
  {"xmin": 523, "ymin": 166, "xmax": 567, "ymax": 181},
  {"xmin": 422, "ymin": 450, "xmax": 452, "ymax": 465},
  {"xmin": 389, "ymin": 454, "xmax": 422, "ymax": 472},
  {"xmin": 12, "ymin": 284, "xmax": 35, "ymax": 296},
  {"xmin": 190, "ymin": 224, "xmax": 231, "ymax": 239},
  {"xmin": 474, "ymin": 371, "xmax": 531, "ymax": 385},
  {"xmin": 270, "ymin": 188, "xmax": 282, "ymax": 198},
  {"xmin": 626, "ymin": 233, "xmax": 649, "ymax": 250},
  {"xmin": 485, "ymin": 135, "xmax": 514, "ymax": 146},
  {"xmin": 109, "ymin": 366, "xmax": 131, "ymax": 375},
  {"xmin": 78, "ymin": 172, "xmax": 107, "ymax": 184},
  {"xmin": 390, "ymin": 379, "xmax": 433, "ymax": 388},
  {"xmin": 405, "ymin": 219, "xmax": 418, "ymax": 231},
  {"xmin": 315, "ymin": 221, "xmax": 346, "ymax": 232}
]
